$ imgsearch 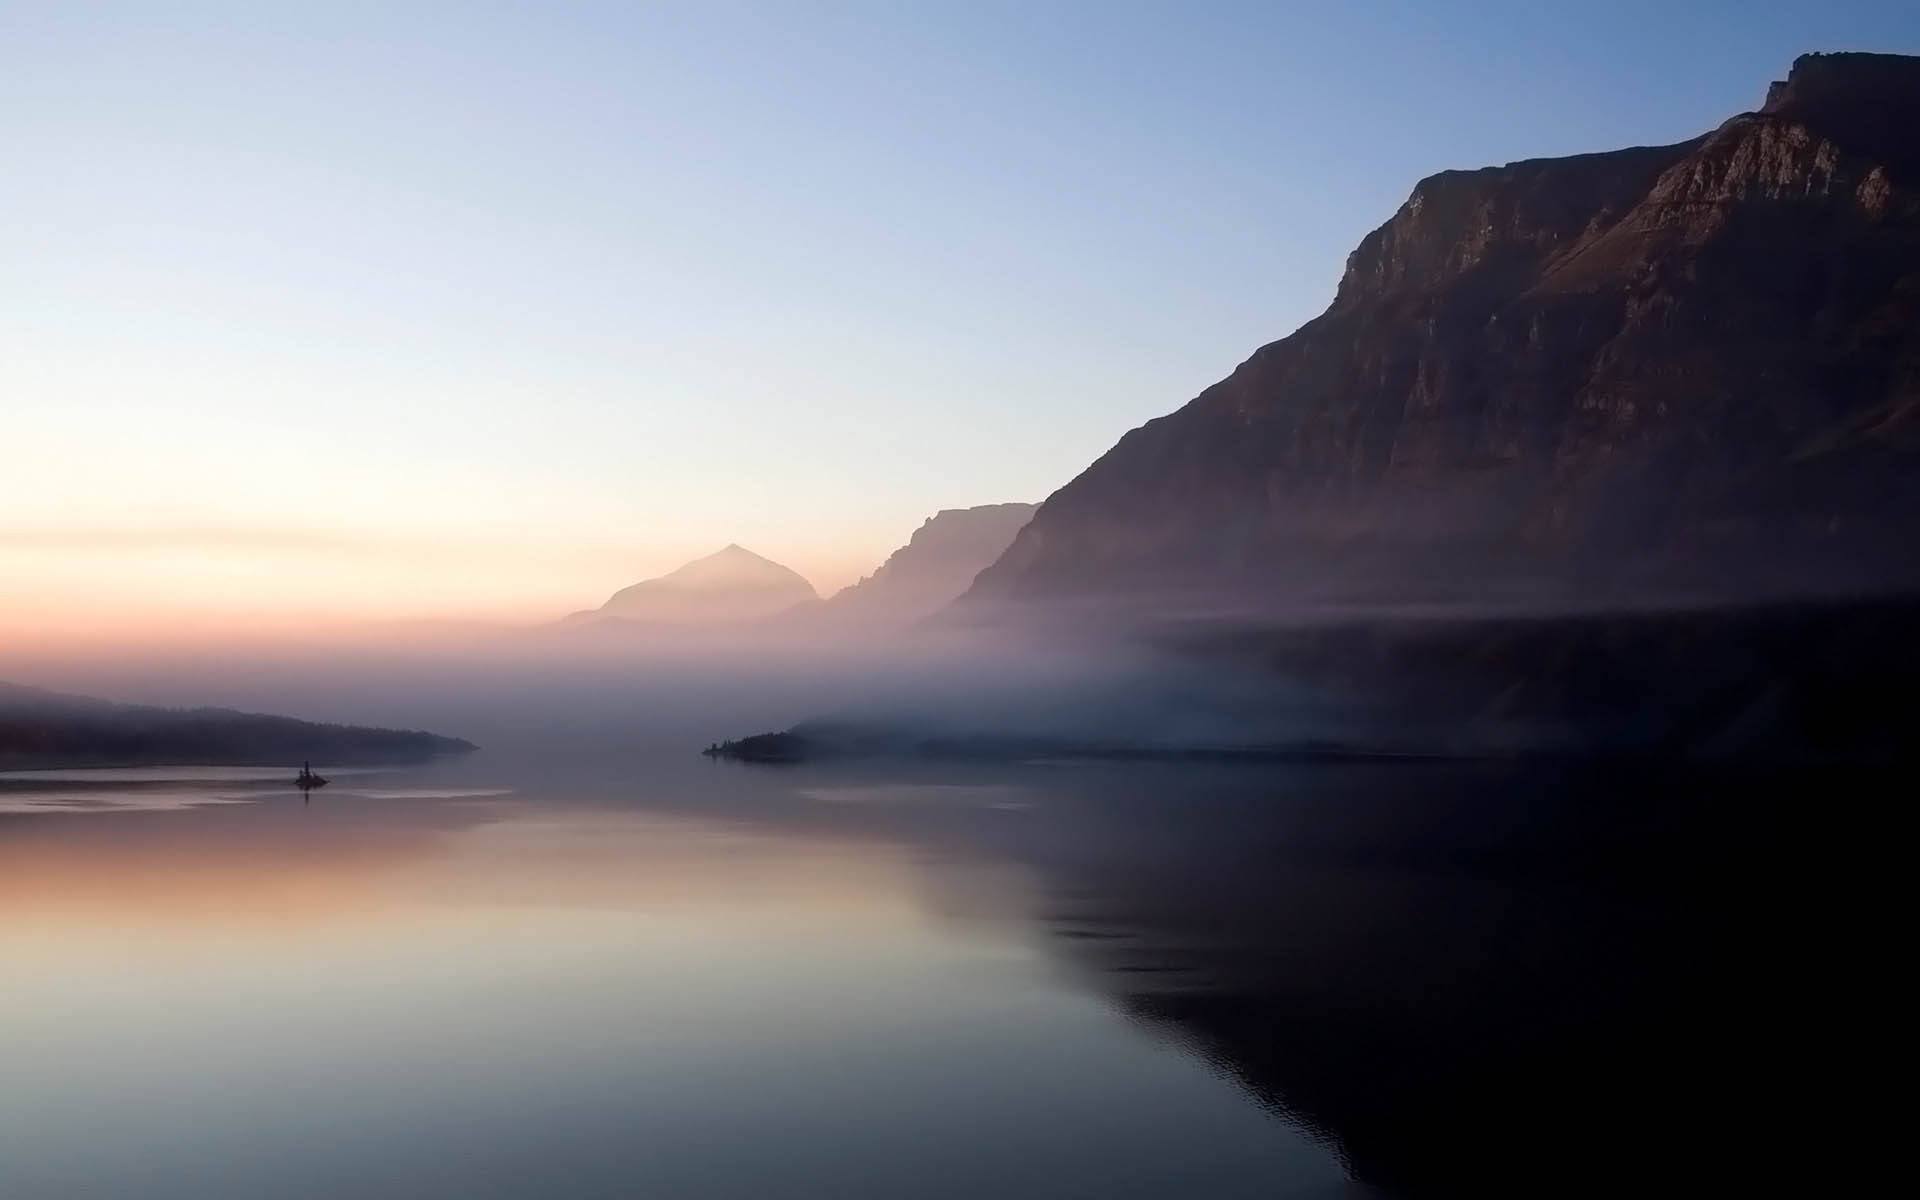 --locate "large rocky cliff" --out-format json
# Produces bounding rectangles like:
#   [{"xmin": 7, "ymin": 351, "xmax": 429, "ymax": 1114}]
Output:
[{"xmin": 966, "ymin": 53, "xmax": 1920, "ymax": 614}]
